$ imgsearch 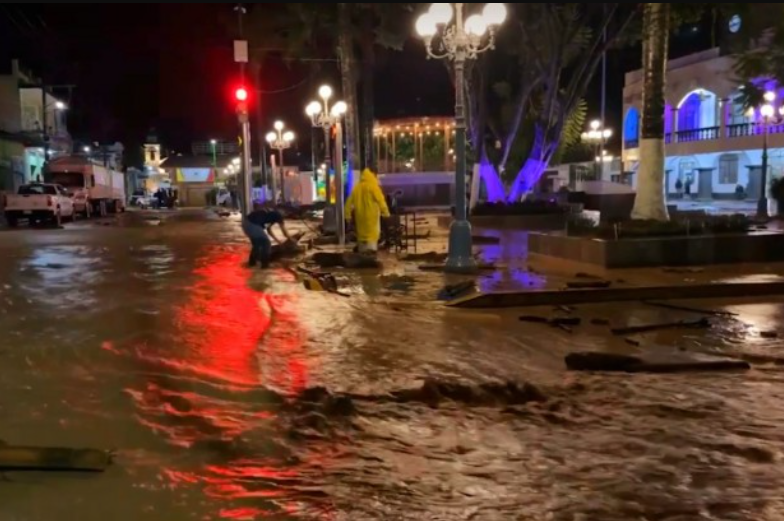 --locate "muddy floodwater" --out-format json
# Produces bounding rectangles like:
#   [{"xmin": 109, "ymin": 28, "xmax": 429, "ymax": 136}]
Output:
[{"xmin": 2, "ymin": 211, "xmax": 784, "ymax": 520}]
